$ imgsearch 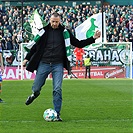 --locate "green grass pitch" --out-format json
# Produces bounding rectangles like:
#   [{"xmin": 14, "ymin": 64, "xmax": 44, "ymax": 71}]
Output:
[{"xmin": 0, "ymin": 79, "xmax": 132, "ymax": 133}]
